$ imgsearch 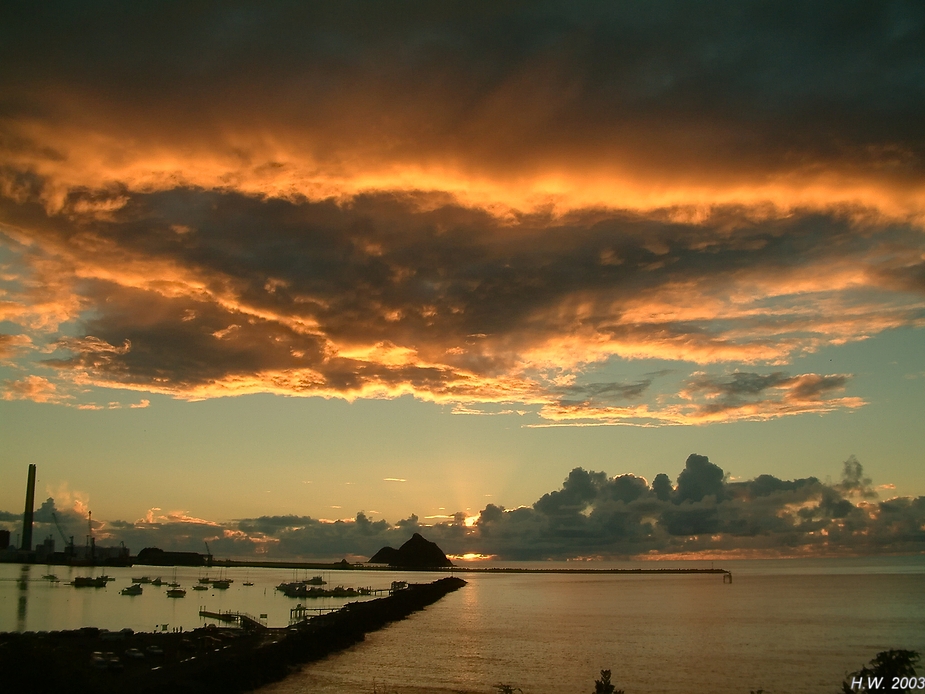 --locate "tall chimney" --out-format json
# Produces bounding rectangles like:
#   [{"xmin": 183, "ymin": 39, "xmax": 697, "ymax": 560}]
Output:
[{"xmin": 21, "ymin": 464, "xmax": 36, "ymax": 552}]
